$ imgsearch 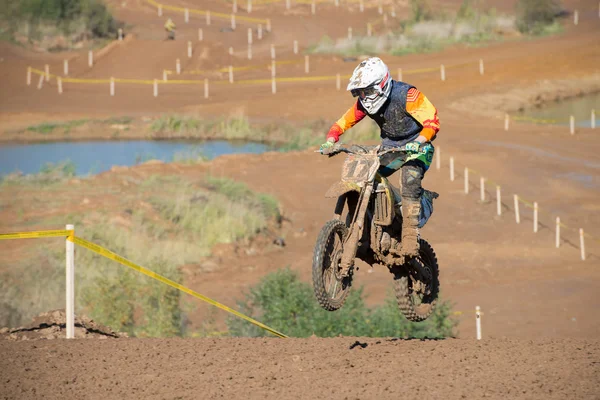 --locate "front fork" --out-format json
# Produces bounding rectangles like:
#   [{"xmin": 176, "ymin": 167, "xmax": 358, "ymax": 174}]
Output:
[{"xmin": 339, "ymin": 183, "xmax": 374, "ymax": 277}]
